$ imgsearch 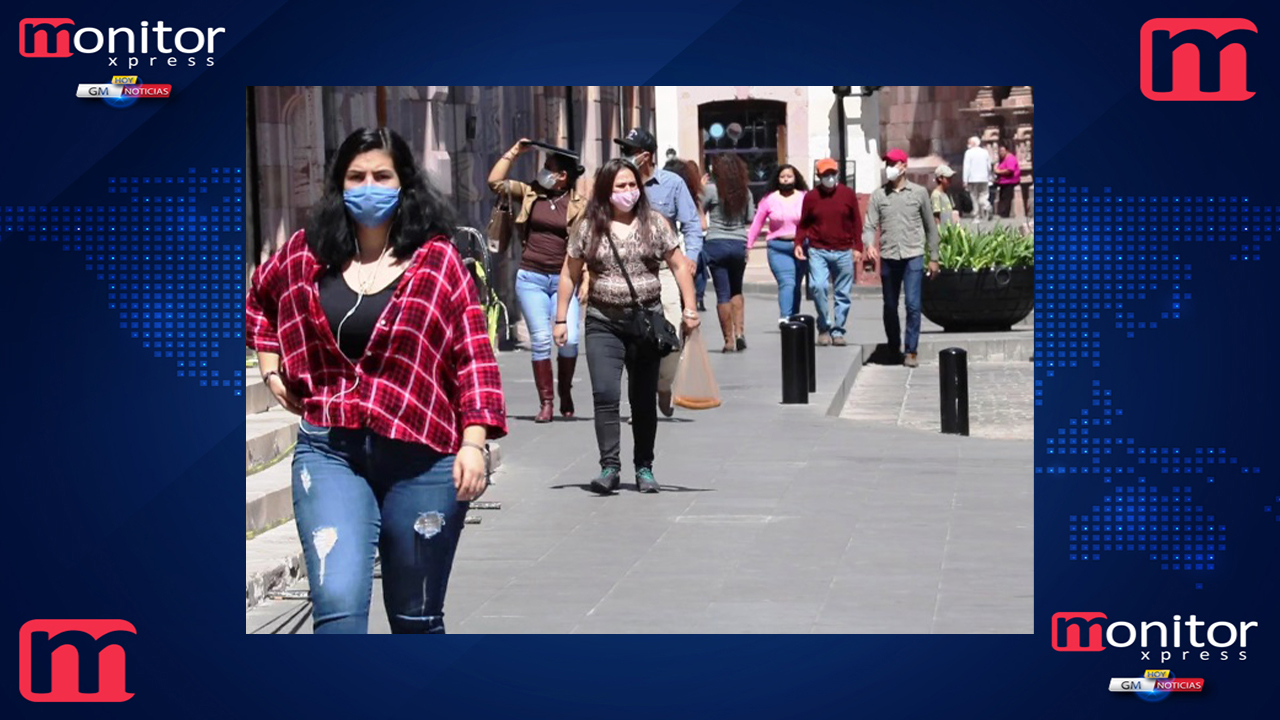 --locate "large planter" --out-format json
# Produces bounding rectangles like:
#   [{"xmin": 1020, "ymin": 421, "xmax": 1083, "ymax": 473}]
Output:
[{"xmin": 921, "ymin": 266, "xmax": 1033, "ymax": 332}]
